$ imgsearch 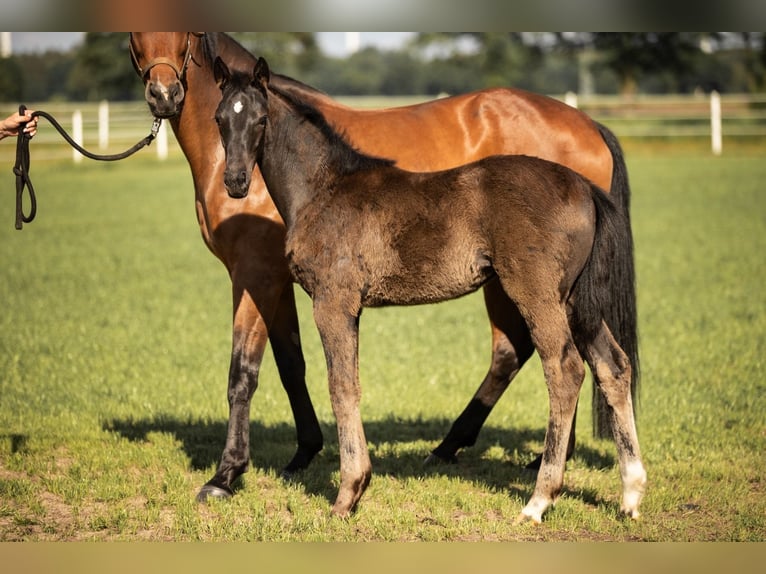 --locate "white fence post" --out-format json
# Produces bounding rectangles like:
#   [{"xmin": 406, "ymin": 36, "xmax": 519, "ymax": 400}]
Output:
[
  {"xmin": 98, "ymin": 100, "xmax": 109, "ymax": 150},
  {"xmin": 565, "ymin": 91, "xmax": 578, "ymax": 109},
  {"xmin": 710, "ymin": 91, "xmax": 722, "ymax": 156},
  {"xmin": 156, "ymin": 119, "xmax": 168, "ymax": 160},
  {"xmin": 72, "ymin": 110, "xmax": 83, "ymax": 163}
]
